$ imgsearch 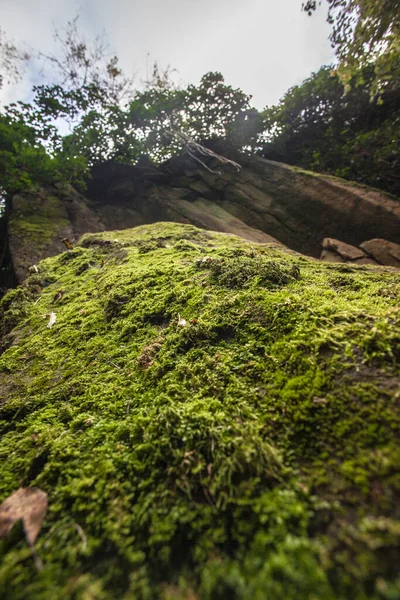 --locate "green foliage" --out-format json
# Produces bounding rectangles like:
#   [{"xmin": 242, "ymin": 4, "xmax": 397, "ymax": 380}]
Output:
[
  {"xmin": 304, "ymin": 0, "xmax": 400, "ymax": 95},
  {"xmin": 0, "ymin": 16, "xmax": 133, "ymax": 197},
  {"xmin": 182, "ymin": 73, "xmax": 263, "ymax": 151},
  {"xmin": 0, "ymin": 62, "xmax": 262, "ymax": 197},
  {"xmin": 63, "ymin": 72, "xmax": 263, "ymax": 166},
  {"xmin": 0, "ymin": 114, "xmax": 56, "ymax": 194},
  {"xmin": 261, "ymin": 65, "xmax": 400, "ymax": 196},
  {"xmin": 0, "ymin": 109, "xmax": 89, "ymax": 198},
  {"xmin": 1, "ymin": 9, "xmax": 398, "ymax": 201},
  {"xmin": 0, "ymin": 222, "xmax": 399, "ymax": 598},
  {"xmin": 32, "ymin": 83, "xmax": 105, "ymax": 123},
  {"xmin": 60, "ymin": 104, "xmax": 143, "ymax": 167}
]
